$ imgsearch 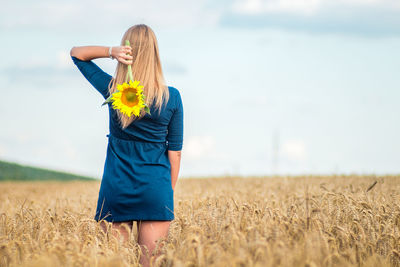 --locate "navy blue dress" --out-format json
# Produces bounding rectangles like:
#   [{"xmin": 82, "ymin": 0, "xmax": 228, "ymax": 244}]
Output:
[{"xmin": 71, "ymin": 55, "xmax": 183, "ymax": 222}]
